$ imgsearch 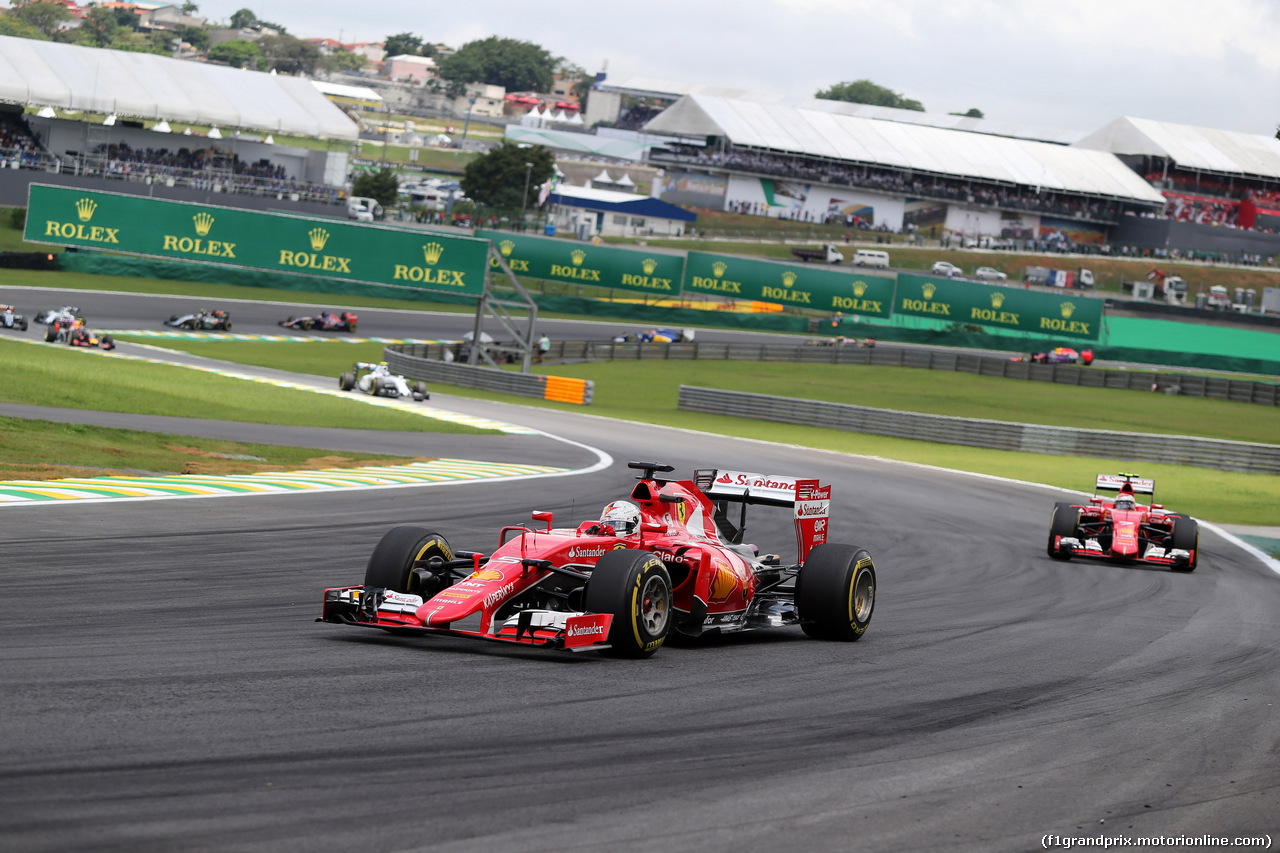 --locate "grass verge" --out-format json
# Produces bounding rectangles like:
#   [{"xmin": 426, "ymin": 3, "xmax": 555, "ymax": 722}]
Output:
[{"xmin": 0, "ymin": 417, "xmax": 431, "ymax": 479}]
